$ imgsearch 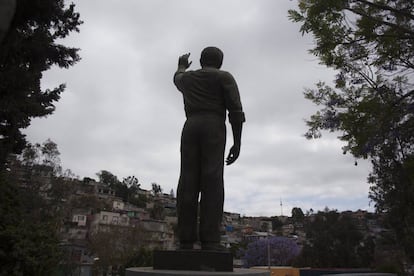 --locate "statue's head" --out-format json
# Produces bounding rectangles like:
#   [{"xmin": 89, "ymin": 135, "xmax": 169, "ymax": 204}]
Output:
[{"xmin": 200, "ymin": 46, "xmax": 223, "ymax": 69}]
